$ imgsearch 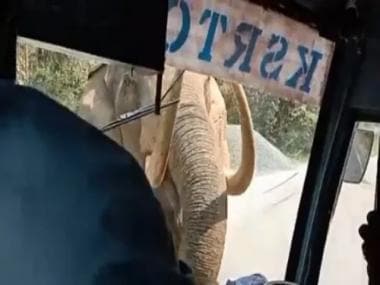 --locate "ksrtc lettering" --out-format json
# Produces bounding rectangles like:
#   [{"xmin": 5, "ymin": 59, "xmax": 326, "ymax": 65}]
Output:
[
  {"xmin": 165, "ymin": 1, "xmax": 326, "ymax": 96},
  {"xmin": 260, "ymin": 34, "xmax": 288, "ymax": 81},
  {"xmin": 166, "ymin": 0, "xmax": 191, "ymax": 53},
  {"xmin": 285, "ymin": 46, "xmax": 323, "ymax": 93},
  {"xmin": 198, "ymin": 9, "xmax": 228, "ymax": 62},
  {"xmin": 224, "ymin": 23, "xmax": 263, "ymax": 73}
]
